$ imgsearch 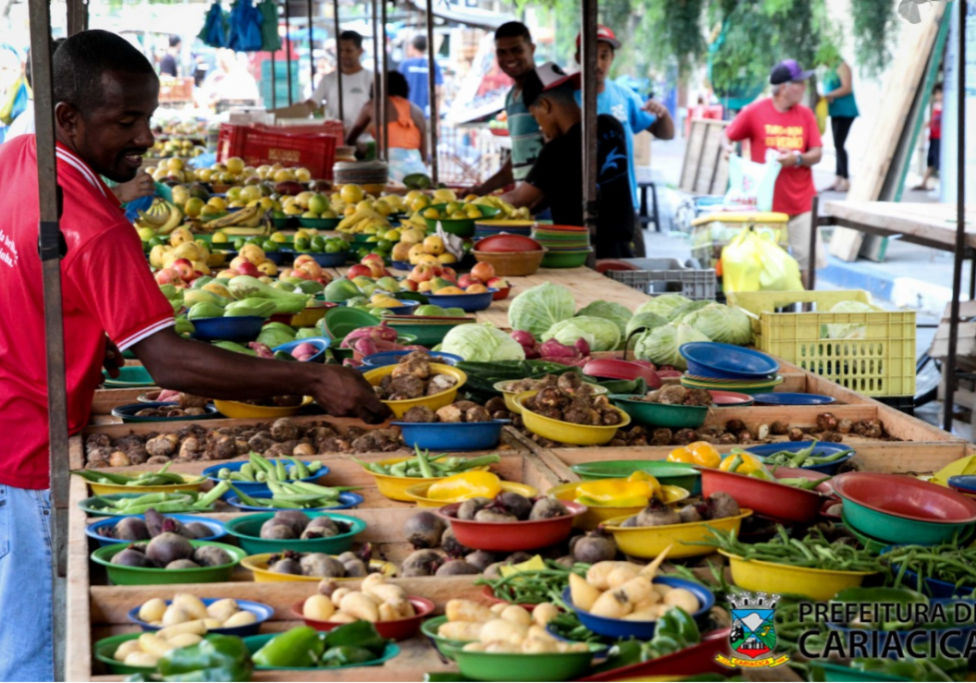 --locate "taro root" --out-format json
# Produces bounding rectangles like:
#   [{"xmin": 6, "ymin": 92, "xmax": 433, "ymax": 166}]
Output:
[
  {"xmin": 528, "ymin": 498, "xmax": 568, "ymax": 521},
  {"xmin": 146, "ymin": 532, "xmax": 193, "ymax": 566},
  {"xmin": 657, "ymin": 385, "xmax": 688, "ymax": 405},
  {"xmin": 183, "ymin": 522, "xmax": 213, "ymax": 539},
  {"xmin": 485, "ymin": 397, "xmax": 507, "ymax": 414},
  {"xmin": 292, "ymin": 442, "xmax": 315, "ymax": 457},
  {"xmin": 192, "ymin": 545, "xmax": 232, "ymax": 567},
  {"xmin": 771, "ymin": 421, "xmax": 789, "ymax": 435},
  {"xmin": 272, "ymin": 510, "xmax": 311, "ymax": 536},
  {"xmin": 821, "ymin": 431, "xmax": 843, "ymax": 443},
  {"xmin": 601, "ymin": 410, "xmax": 622, "ymax": 426},
  {"xmin": 457, "ymin": 497, "xmax": 491, "ymax": 521},
  {"xmin": 435, "ymin": 560, "xmax": 480, "ymax": 576},
  {"xmin": 400, "ymin": 549, "xmax": 445, "ymax": 577},
  {"xmin": 112, "ymin": 546, "xmax": 154, "ymax": 567},
  {"xmin": 392, "ymin": 351, "xmax": 431, "ymax": 380},
  {"xmin": 146, "ymin": 434, "xmax": 179, "ymax": 457},
  {"xmin": 441, "ymin": 528, "xmax": 471, "ymax": 558},
  {"xmin": 109, "ymin": 451, "xmax": 132, "ymax": 468},
  {"xmin": 817, "ymin": 413, "xmax": 839, "ymax": 432},
  {"xmin": 301, "ymin": 553, "xmax": 345, "ymax": 577},
  {"xmin": 737, "ymin": 431, "xmax": 754, "ymax": 445},
  {"xmin": 210, "ymin": 436, "xmax": 238, "ymax": 460},
  {"xmin": 114, "ymin": 517, "xmax": 151, "ymax": 542},
  {"xmin": 465, "ymin": 405, "xmax": 492, "ymax": 423},
  {"xmin": 248, "ymin": 432, "xmax": 277, "ymax": 452},
  {"xmin": 271, "ymin": 418, "xmax": 300, "ymax": 442},
  {"xmin": 672, "ymin": 429, "xmax": 699, "ymax": 445},
  {"xmin": 402, "ymin": 406, "xmax": 436, "ymax": 423},
  {"xmin": 389, "ymin": 375, "xmax": 425, "ymax": 399},
  {"xmin": 651, "ymin": 428, "xmax": 673, "ymax": 446},
  {"xmin": 725, "ymin": 419, "xmax": 746, "ymax": 434},
  {"xmin": 496, "ymin": 492, "xmax": 533, "ymax": 520},
  {"xmin": 317, "ymin": 579, "xmax": 339, "ymax": 597},
  {"xmin": 166, "ymin": 559, "xmax": 201, "ymax": 569},
  {"xmin": 837, "ymin": 419, "xmax": 853, "ymax": 434},
  {"xmin": 177, "ymin": 438, "xmax": 202, "ymax": 461},
  {"xmin": 405, "ymin": 511, "xmax": 446, "ymax": 549},
  {"xmin": 684, "ymin": 389, "xmax": 714, "ymax": 407},
  {"xmin": 464, "ymin": 550, "xmax": 496, "ymax": 572},
  {"xmin": 635, "ymin": 500, "xmax": 682, "ymax": 527},
  {"xmin": 87, "ymin": 433, "xmax": 112, "ymax": 449},
  {"xmin": 436, "ymin": 404, "xmax": 465, "ymax": 423},
  {"xmin": 269, "ymin": 551, "xmax": 303, "ymax": 575},
  {"xmin": 427, "ymin": 374, "xmax": 459, "ymax": 395},
  {"xmin": 571, "ymin": 530, "xmax": 616, "ymax": 564},
  {"xmin": 788, "ymin": 427, "xmax": 805, "ymax": 442},
  {"xmin": 260, "ymin": 521, "xmax": 298, "ymax": 540},
  {"xmin": 146, "ymin": 455, "xmax": 171, "ymax": 466}
]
